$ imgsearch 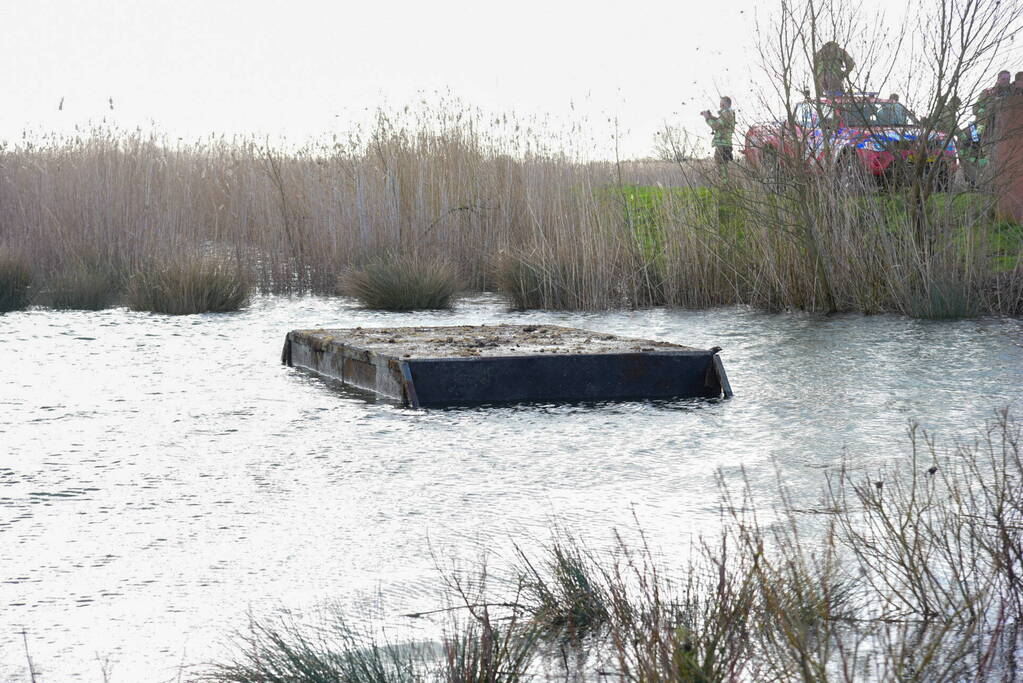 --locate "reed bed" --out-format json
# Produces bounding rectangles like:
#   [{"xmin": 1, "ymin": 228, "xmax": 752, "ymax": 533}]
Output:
[
  {"xmin": 208, "ymin": 411, "xmax": 1023, "ymax": 682},
  {"xmin": 0, "ymin": 111, "xmax": 1019, "ymax": 317}
]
